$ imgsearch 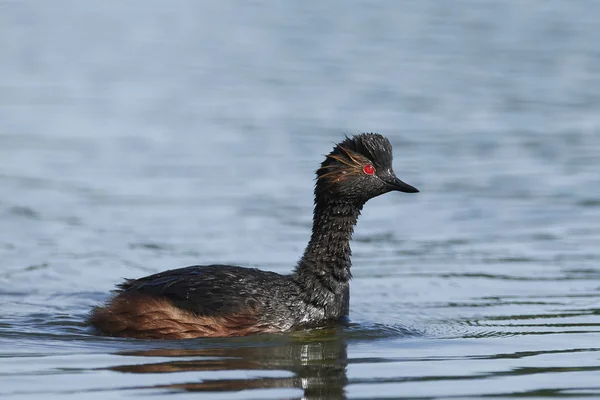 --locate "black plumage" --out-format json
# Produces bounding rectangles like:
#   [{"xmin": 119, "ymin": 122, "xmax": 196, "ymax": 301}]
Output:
[{"xmin": 88, "ymin": 133, "xmax": 419, "ymax": 338}]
